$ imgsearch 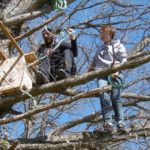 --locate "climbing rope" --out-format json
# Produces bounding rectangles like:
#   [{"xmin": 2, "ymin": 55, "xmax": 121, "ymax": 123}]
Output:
[
  {"xmin": 55, "ymin": 0, "xmax": 67, "ymax": 10},
  {"xmin": 20, "ymin": 62, "xmax": 37, "ymax": 109},
  {"xmin": 28, "ymin": 27, "xmax": 75, "ymax": 67},
  {"xmin": 37, "ymin": 34, "xmax": 67, "ymax": 62},
  {"xmin": 20, "ymin": 87, "xmax": 37, "ymax": 109},
  {"xmin": 37, "ymin": 28, "xmax": 69, "ymax": 83},
  {"xmin": 107, "ymin": 74, "xmax": 124, "ymax": 88},
  {"xmin": 0, "ymin": 127, "xmax": 10, "ymax": 150}
]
